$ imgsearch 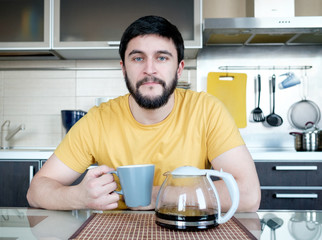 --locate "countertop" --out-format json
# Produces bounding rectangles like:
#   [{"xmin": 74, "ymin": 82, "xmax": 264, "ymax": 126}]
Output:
[
  {"xmin": 1, "ymin": 208, "xmax": 321, "ymax": 239},
  {"xmin": 0, "ymin": 147, "xmax": 321, "ymax": 160}
]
